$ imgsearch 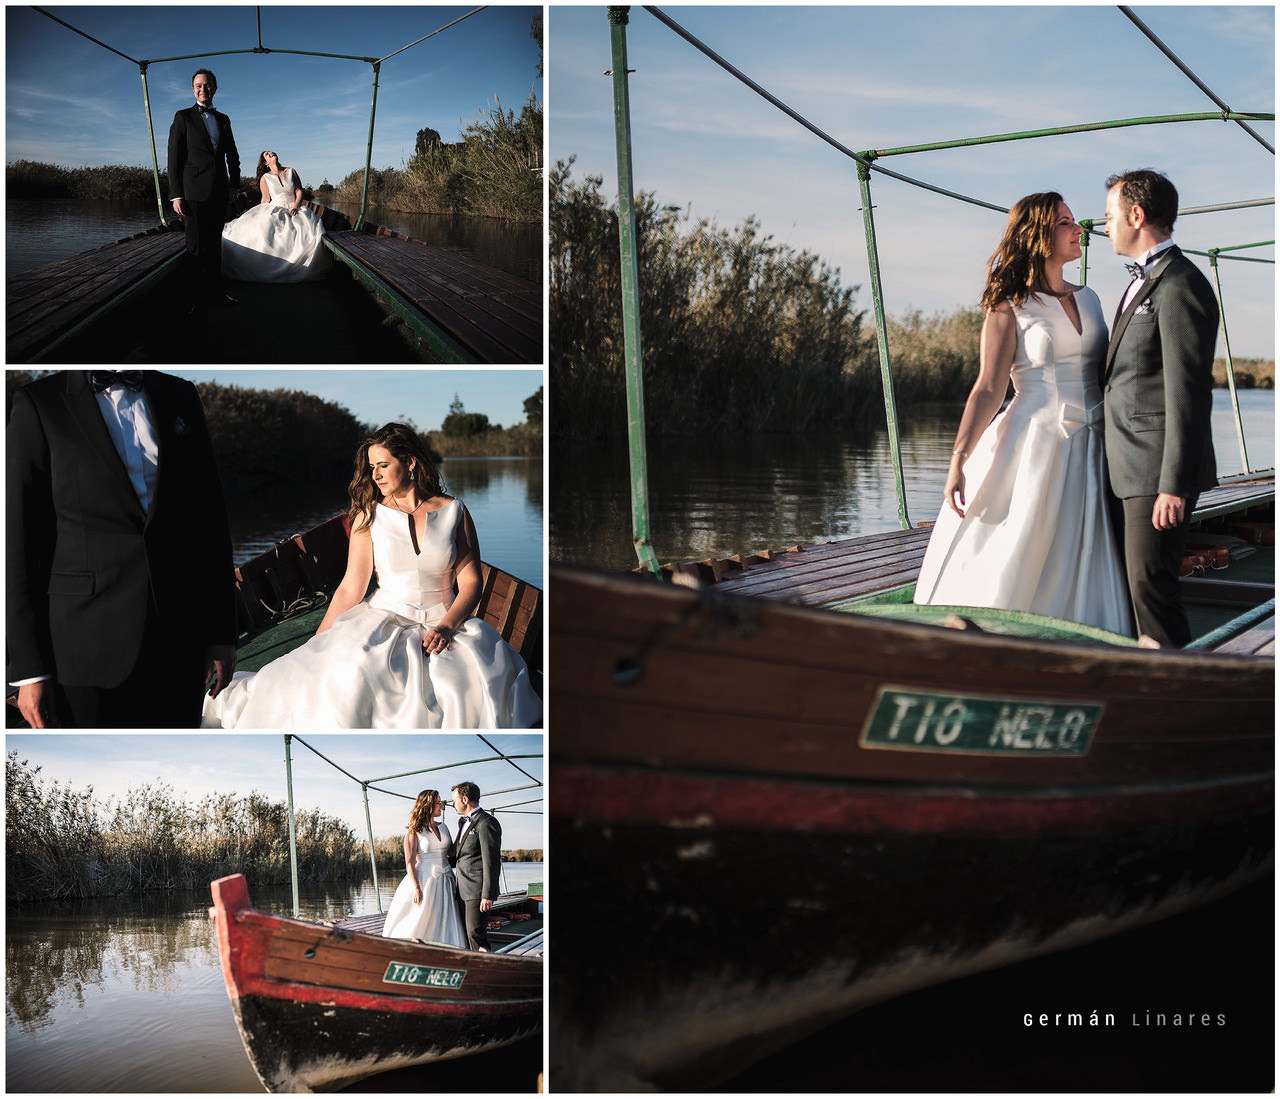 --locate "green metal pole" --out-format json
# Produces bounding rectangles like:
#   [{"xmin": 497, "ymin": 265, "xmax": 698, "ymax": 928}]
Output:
[
  {"xmin": 356, "ymin": 61, "xmax": 382, "ymax": 231},
  {"xmin": 362, "ymin": 782, "xmax": 382, "ymax": 912},
  {"xmin": 857, "ymin": 159, "xmax": 910, "ymax": 530},
  {"xmin": 1207, "ymin": 251, "xmax": 1250, "ymax": 473},
  {"xmin": 609, "ymin": 6, "xmax": 661, "ymax": 574},
  {"xmin": 284, "ymin": 735, "xmax": 300, "ymax": 918},
  {"xmin": 139, "ymin": 64, "xmax": 167, "ymax": 226},
  {"xmin": 1079, "ymin": 220, "xmax": 1093, "ymax": 286}
]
